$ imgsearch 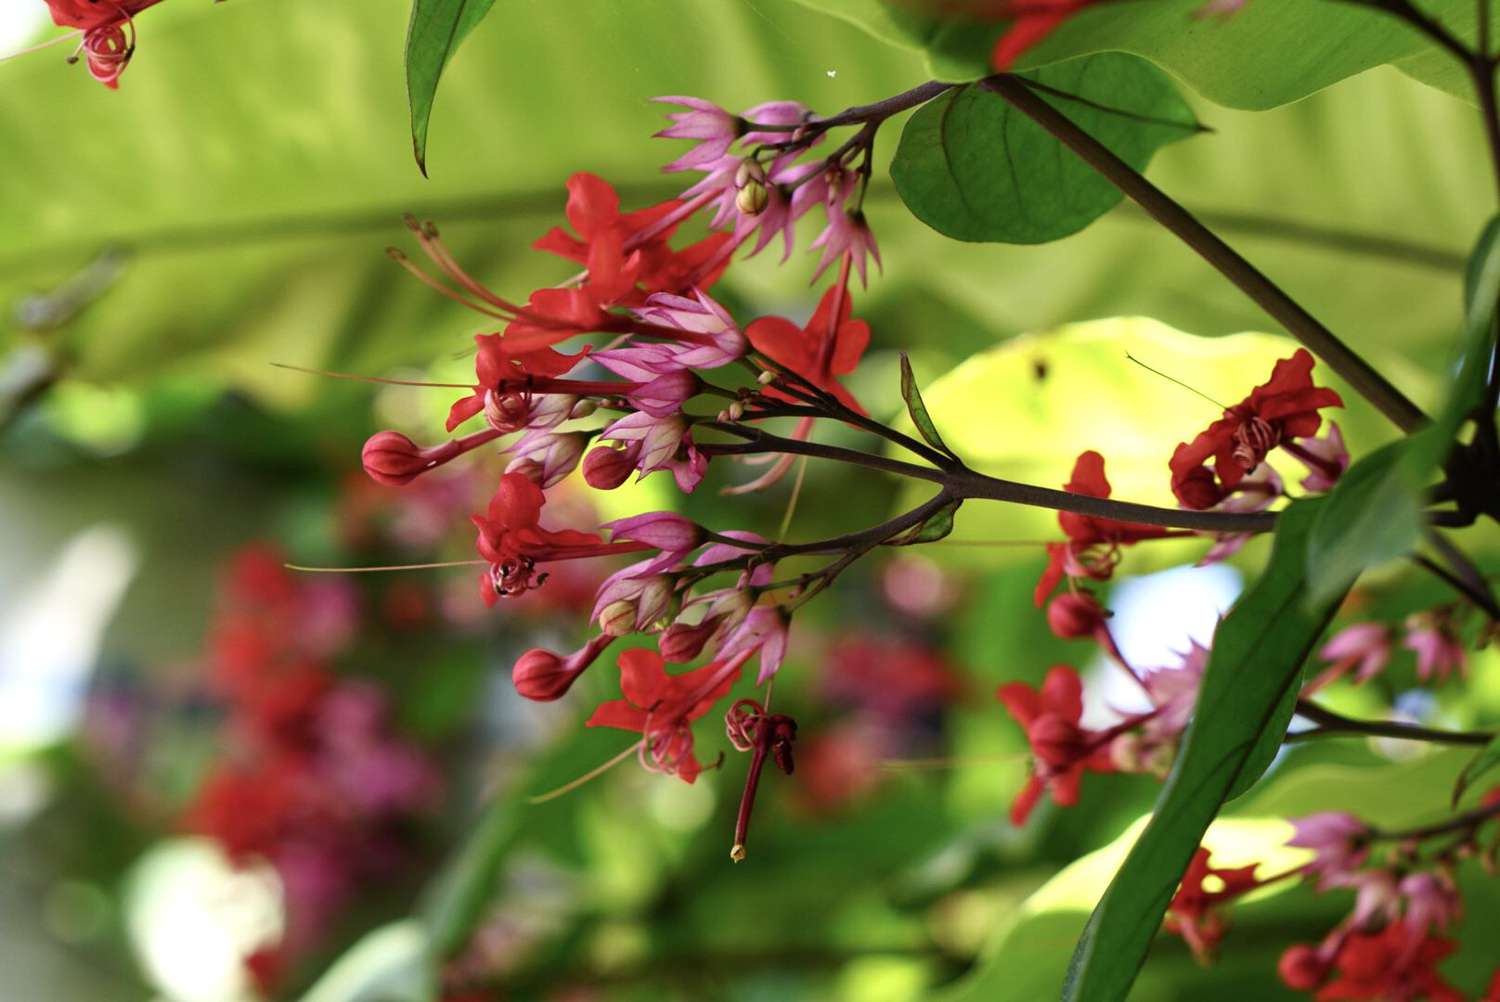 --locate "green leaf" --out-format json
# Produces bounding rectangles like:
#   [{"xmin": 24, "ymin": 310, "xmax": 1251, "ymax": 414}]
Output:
[
  {"xmin": 1453, "ymin": 734, "xmax": 1500, "ymax": 807},
  {"xmin": 898, "ymin": 351, "xmax": 953, "ymax": 456},
  {"xmin": 892, "ymin": 498, "xmax": 962, "ymax": 545},
  {"xmin": 1306, "ymin": 213, "xmax": 1500, "ymax": 595},
  {"xmin": 418, "ymin": 795, "xmax": 516, "ymax": 958},
  {"xmin": 296, "ymin": 921, "xmax": 434, "ymax": 1002},
  {"xmin": 890, "ymin": 58, "xmax": 1198, "ymax": 244},
  {"xmin": 1306, "ymin": 440, "xmax": 1426, "ymax": 603},
  {"xmin": 791, "ymin": 0, "xmax": 1494, "ymax": 110},
  {"xmin": 406, "ymin": 0, "xmax": 498, "ymax": 175},
  {"xmin": 1062, "ymin": 500, "xmax": 1350, "ymax": 1002}
]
